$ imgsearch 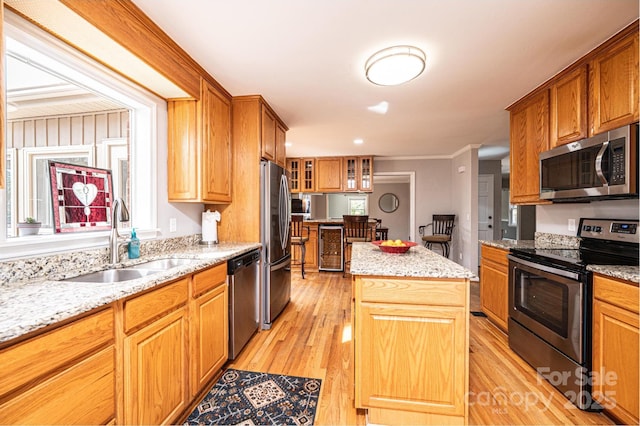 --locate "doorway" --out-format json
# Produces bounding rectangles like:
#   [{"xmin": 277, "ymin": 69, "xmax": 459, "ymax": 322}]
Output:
[{"xmin": 371, "ymin": 172, "xmax": 415, "ymax": 241}]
